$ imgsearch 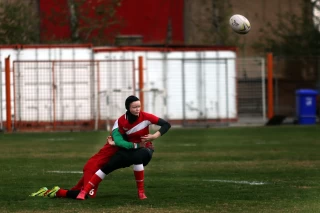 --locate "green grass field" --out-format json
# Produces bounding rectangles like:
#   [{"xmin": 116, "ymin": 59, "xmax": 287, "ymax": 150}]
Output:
[{"xmin": 0, "ymin": 126, "xmax": 320, "ymax": 213}]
